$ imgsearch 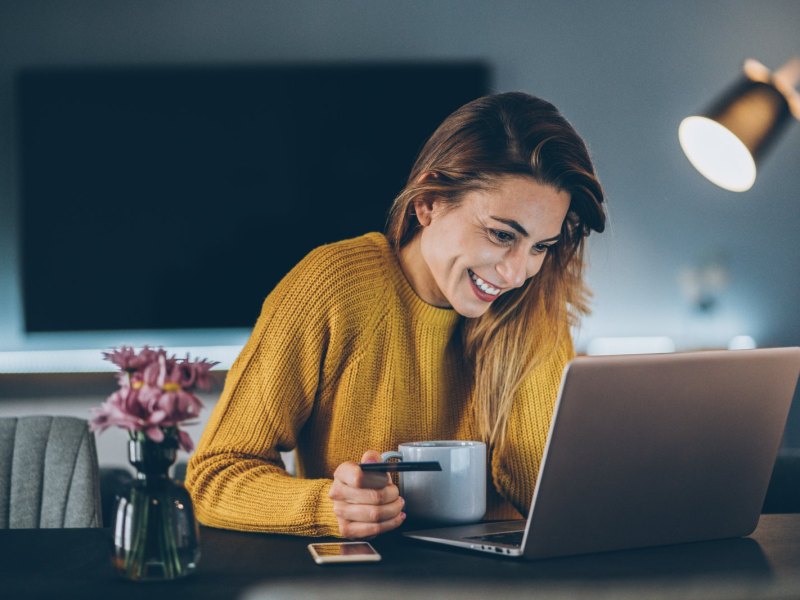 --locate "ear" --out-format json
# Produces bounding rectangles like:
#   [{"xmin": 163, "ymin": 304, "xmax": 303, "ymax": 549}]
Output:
[
  {"xmin": 412, "ymin": 171, "xmax": 439, "ymax": 227},
  {"xmin": 412, "ymin": 196, "xmax": 435, "ymax": 227}
]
